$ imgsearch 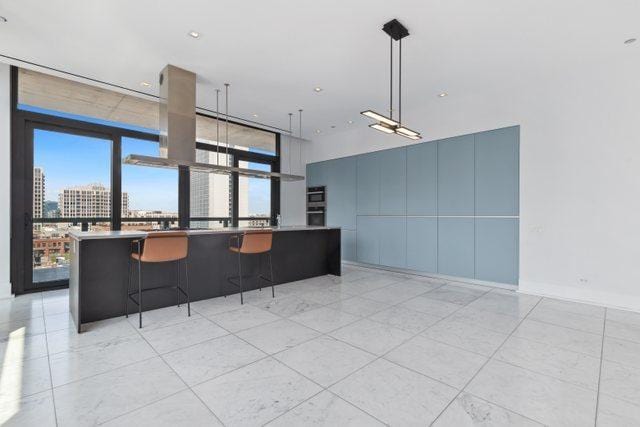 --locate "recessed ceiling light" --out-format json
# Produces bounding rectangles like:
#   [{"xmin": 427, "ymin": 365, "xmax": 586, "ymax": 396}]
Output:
[
  {"xmin": 315, "ymin": 129, "xmax": 322, "ymax": 134},
  {"xmin": 330, "ymin": 125, "xmax": 336, "ymax": 129},
  {"xmin": 140, "ymin": 81, "xmax": 150, "ymax": 87},
  {"xmin": 438, "ymin": 92, "xmax": 448, "ymax": 98},
  {"xmin": 252, "ymin": 114, "xmax": 259, "ymax": 118},
  {"xmin": 188, "ymin": 31, "xmax": 201, "ymax": 39},
  {"xmin": 0, "ymin": 16, "xmax": 7, "ymax": 23},
  {"xmin": 624, "ymin": 38, "xmax": 637, "ymax": 44},
  {"xmin": 314, "ymin": 87, "xmax": 323, "ymax": 92},
  {"xmin": 347, "ymin": 120, "xmax": 354, "ymax": 124}
]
